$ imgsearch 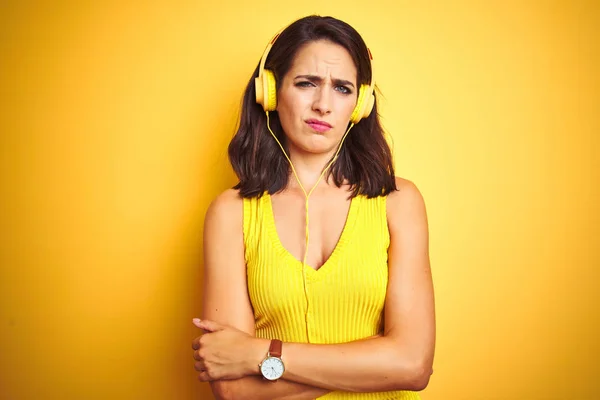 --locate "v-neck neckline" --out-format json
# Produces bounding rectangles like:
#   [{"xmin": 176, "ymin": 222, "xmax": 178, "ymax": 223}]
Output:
[{"xmin": 264, "ymin": 192, "xmax": 359, "ymax": 276}]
